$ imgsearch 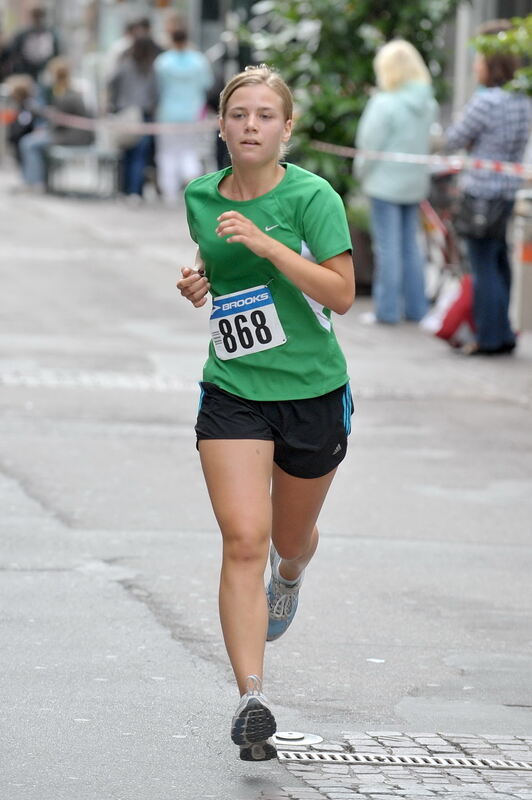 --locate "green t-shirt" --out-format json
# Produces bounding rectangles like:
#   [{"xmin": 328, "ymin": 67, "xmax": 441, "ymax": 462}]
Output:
[{"xmin": 184, "ymin": 162, "xmax": 352, "ymax": 401}]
